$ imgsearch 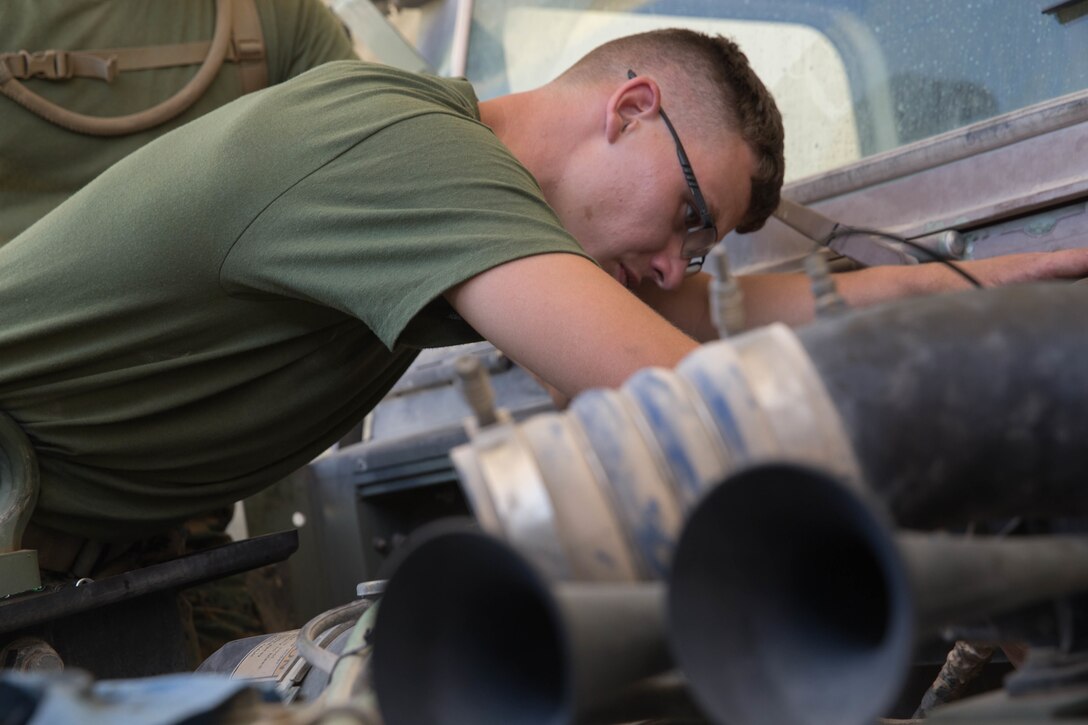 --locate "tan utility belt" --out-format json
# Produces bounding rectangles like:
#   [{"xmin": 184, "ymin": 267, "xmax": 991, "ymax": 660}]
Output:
[{"xmin": 0, "ymin": 0, "xmax": 267, "ymax": 136}]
